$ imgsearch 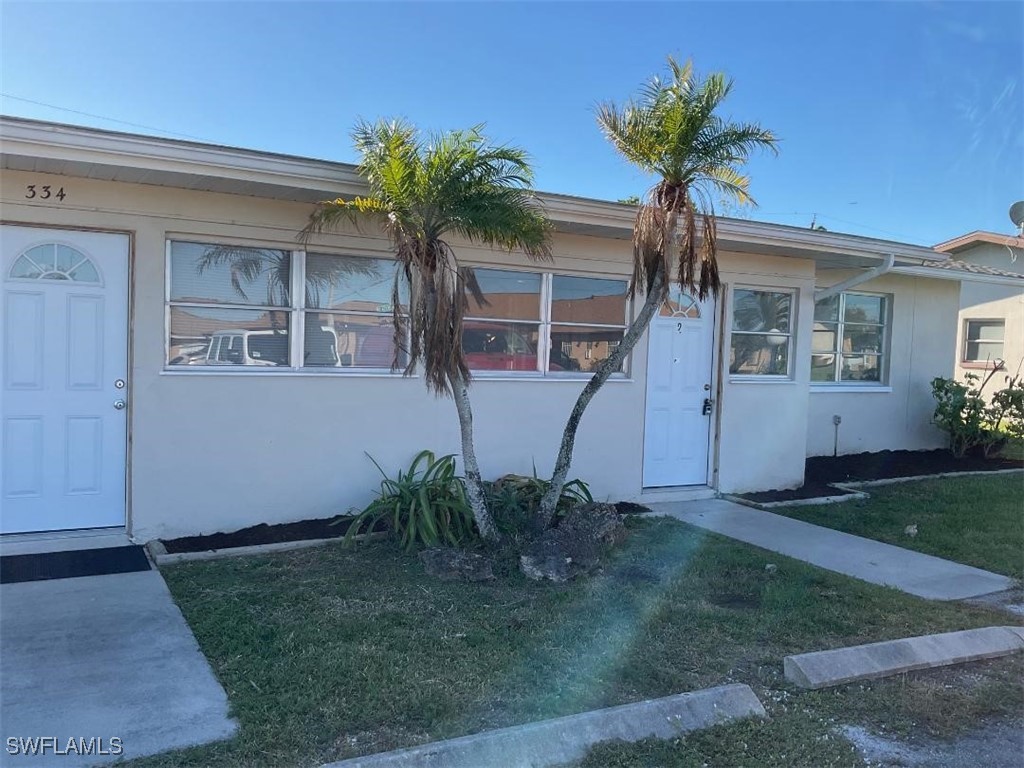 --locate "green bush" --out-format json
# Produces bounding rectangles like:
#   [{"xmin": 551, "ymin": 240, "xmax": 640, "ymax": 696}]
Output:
[
  {"xmin": 342, "ymin": 450, "xmax": 477, "ymax": 551},
  {"xmin": 485, "ymin": 472, "xmax": 593, "ymax": 538},
  {"xmin": 931, "ymin": 374, "xmax": 1024, "ymax": 458}
]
